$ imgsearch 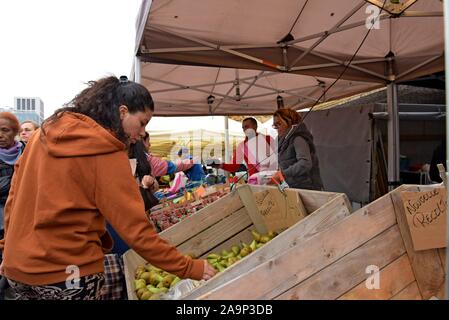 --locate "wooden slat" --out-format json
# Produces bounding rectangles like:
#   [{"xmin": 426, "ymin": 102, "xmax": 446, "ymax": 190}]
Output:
[
  {"xmin": 390, "ymin": 185, "xmax": 446, "ymax": 300},
  {"xmin": 200, "ymin": 226, "xmax": 255, "ymax": 259},
  {"xmin": 338, "ymin": 254, "xmax": 415, "ymax": 300},
  {"xmin": 391, "ymin": 282, "xmax": 422, "ymax": 300},
  {"xmin": 276, "ymin": 224, "xmax": 406, "ymax": 300},
  {"xmin": 237, "ymin": 185, "xmax": 268, "ymax": 234},
  {"xmin": 122, "ymin": 250, "xmax": 148, "ymax": 300},
  {"xmin": 198, "ymin": 191, "xmax": 396, "ymax": 300},
  {"xmin": 184, "ymin": 194, "xmax": 351, "ymax": 299},
  {"xmin": 297, "ymin": 189, "xmax": 340, "ymax": 214},
  {"xmin": 159, "ymin": 190, "xmax": 243, "ymax": 246},
  {"xmin": 176, "ymin": 207, "xmax": 252, "ymax": 258}
]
